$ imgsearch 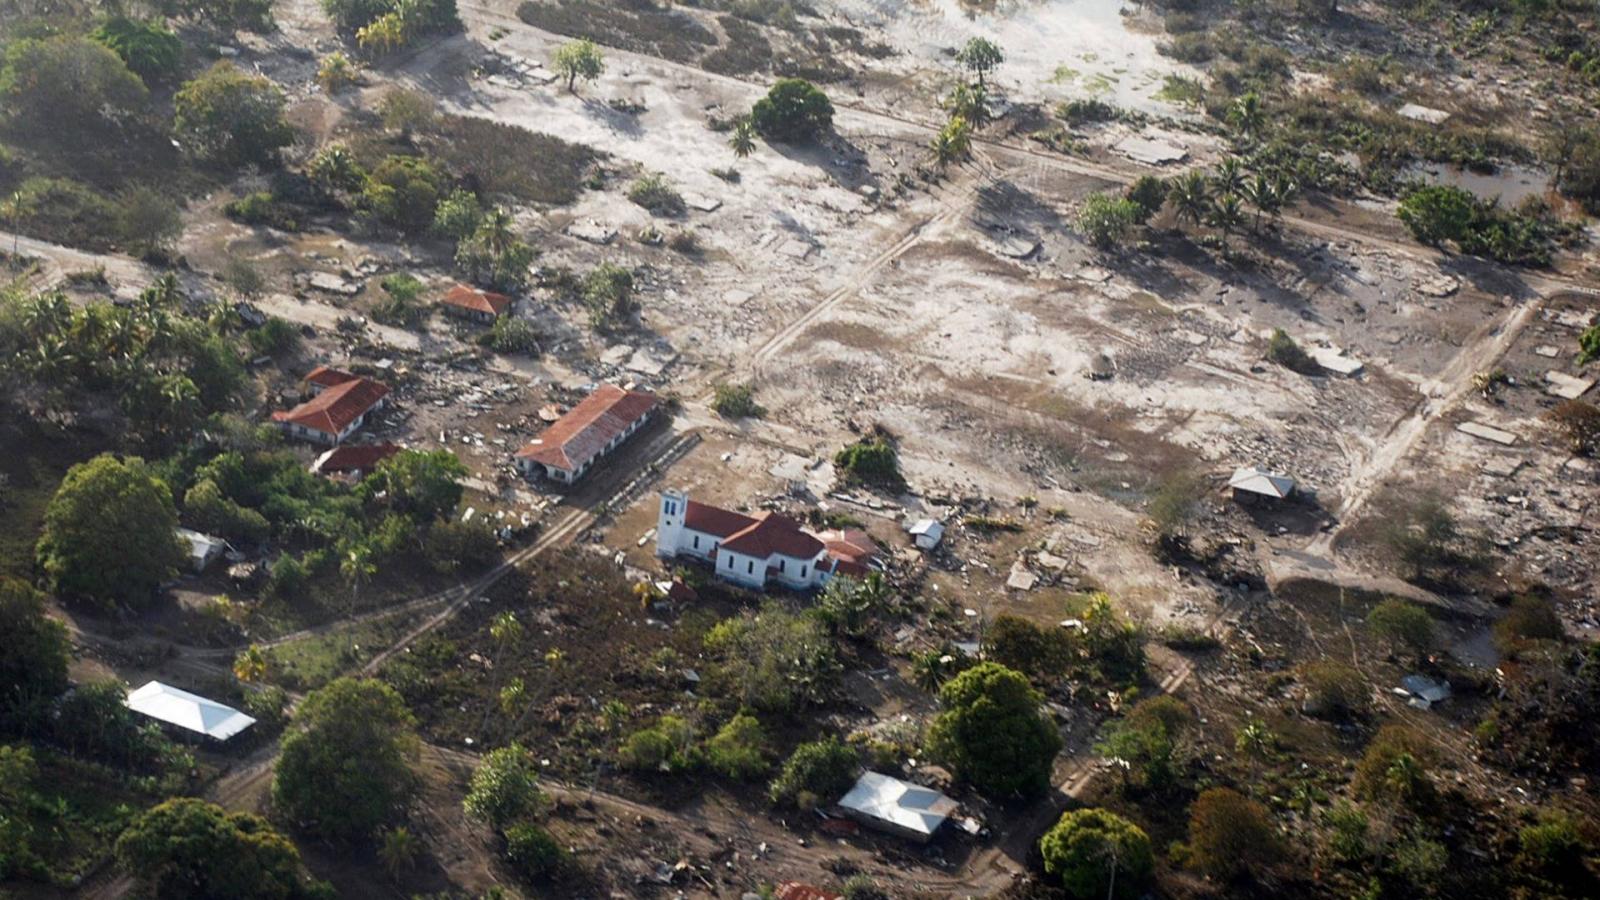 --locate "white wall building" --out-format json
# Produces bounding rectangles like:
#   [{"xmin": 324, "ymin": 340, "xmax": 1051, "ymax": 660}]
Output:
[{"xmin": 656, "ymin": 490, "xmax": 873, "ymax": 591}]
